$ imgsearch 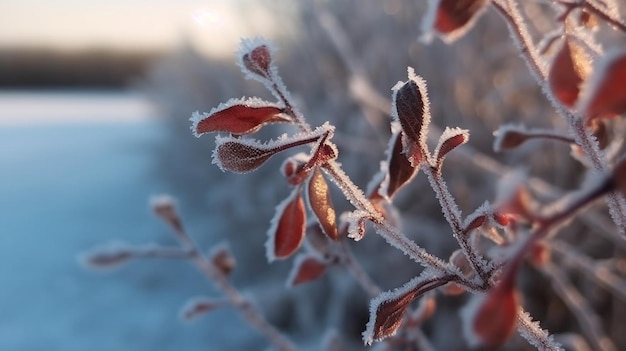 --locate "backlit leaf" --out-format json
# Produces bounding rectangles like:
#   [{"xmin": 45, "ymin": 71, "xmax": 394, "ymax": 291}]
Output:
[
  {"xmin": 266, "ymin": 189, "xmax": 307, "ymax": 261},
  {"xmin": 423, "ymin": 0, "xmax": 489, "ymax": 42},
  {"xmin": 308, "ymin": 168, "xmax": 338, "ymax": 240},
  {"xmin": 286, "ymin": 254, "xmax": 328, "ymax": 286},
  {"xmin": 579, "ymin": 49, "xmax": 626, "ymax": 120},
  {"xmin": 548, "ymin": 38, "xmax": 591, "ymax": 107}
]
